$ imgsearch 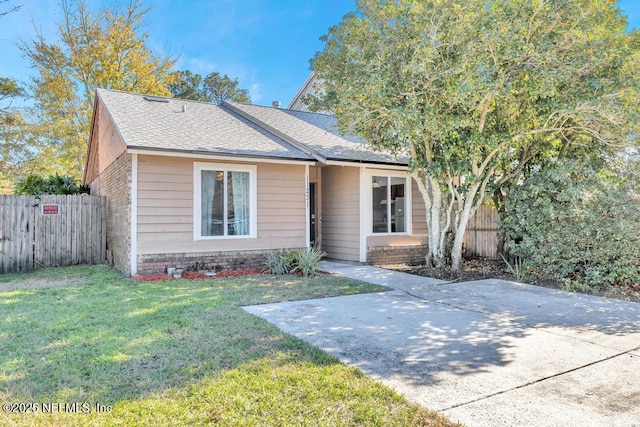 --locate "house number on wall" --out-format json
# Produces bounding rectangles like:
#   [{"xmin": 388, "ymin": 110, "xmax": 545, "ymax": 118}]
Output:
[{"xmin": 305, "ymin": 174, "xmax": 310, "ymax": 208}]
